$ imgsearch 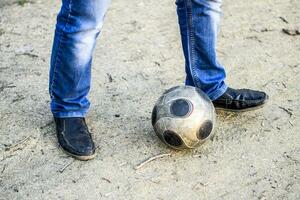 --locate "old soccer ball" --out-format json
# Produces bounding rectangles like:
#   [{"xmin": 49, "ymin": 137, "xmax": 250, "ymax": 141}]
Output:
[{"xmin": 151, "ymin": 85, "xmax": 216, "ymax": 150}]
